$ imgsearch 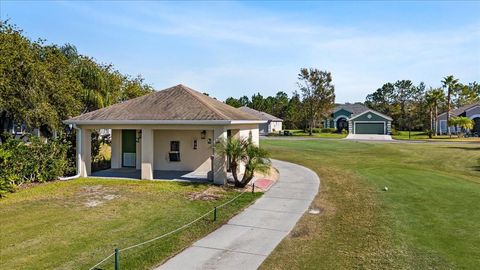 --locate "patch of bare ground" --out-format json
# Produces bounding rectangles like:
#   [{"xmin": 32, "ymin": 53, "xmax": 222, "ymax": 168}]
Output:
[
  {"xmin": 187, "ymin": 186, "xmax": 228, "ymax": 201},
  {"xmin": 76, "ymin": 185, "xmax": 120, "ymax": 208}
]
